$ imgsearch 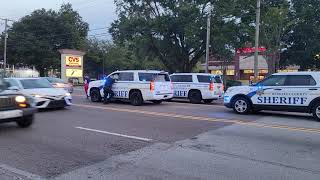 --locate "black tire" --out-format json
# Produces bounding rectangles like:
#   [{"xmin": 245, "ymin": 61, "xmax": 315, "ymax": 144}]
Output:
[
  {"xmin": 312, "ymin": 102, "xmax": 320, "ymax": 121},
  {"xmin": 232, "ymin": 97, "xmax": 251, "ymax": 114},
  {"xmin": 189, "ymin": 90, "xmax": 202, "ymax": 104},
  {"xmin": 90, "ymin": 89, "xmax": 102, "ymax": 102},
  {"xmin": 203, "ymin": 99, "xmax": 214, "ymax": 104},
  {"xmin": 130, "ymin": 91, "xmax": 143, "ymax": 106},
  {"xmin": 16, "ymin": 115, "xmax": 34, "ymax": 128},
  {"xmin": 151, "ymin": 100, "xmax": 163, "ymax": 104}
]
